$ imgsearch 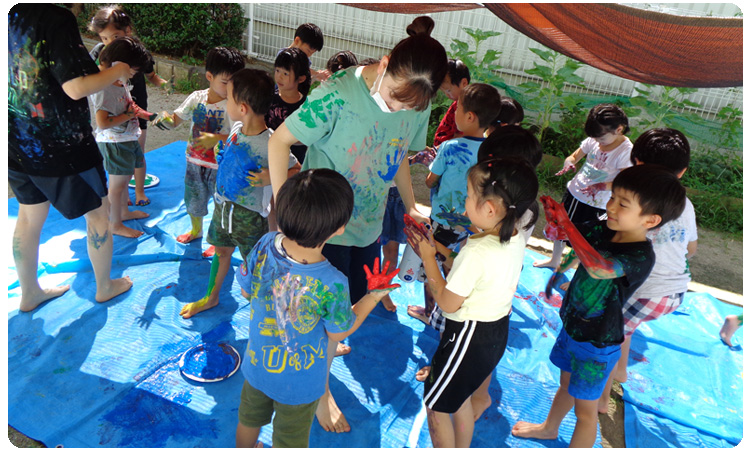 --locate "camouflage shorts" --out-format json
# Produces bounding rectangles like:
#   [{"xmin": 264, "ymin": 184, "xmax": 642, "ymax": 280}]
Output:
[{"xmin": 207, "ymin": 199, "xmax": 268, "ymax": 259}]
